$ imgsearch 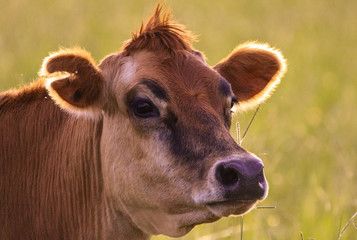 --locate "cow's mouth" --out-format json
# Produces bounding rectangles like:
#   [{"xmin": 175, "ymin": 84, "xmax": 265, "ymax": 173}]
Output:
[
  {"xmin": 162, "ymin": 200, "xmax": 256, "ymax": 237},
  {"xmin": 178, "ymin": 200, "xmax": 256, "ymax": 233},
  {"xmin": 205, "ymin": 199, "xmax": 257, "ymax": 217}
]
